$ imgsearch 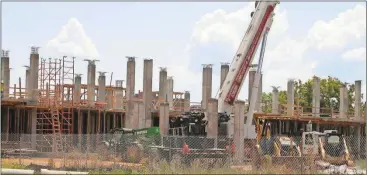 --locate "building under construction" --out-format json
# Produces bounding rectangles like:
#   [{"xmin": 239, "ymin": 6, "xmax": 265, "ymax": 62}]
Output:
[{"xmin": 0, "ymin": 47, "xmax": 365, "ymax": 155}]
